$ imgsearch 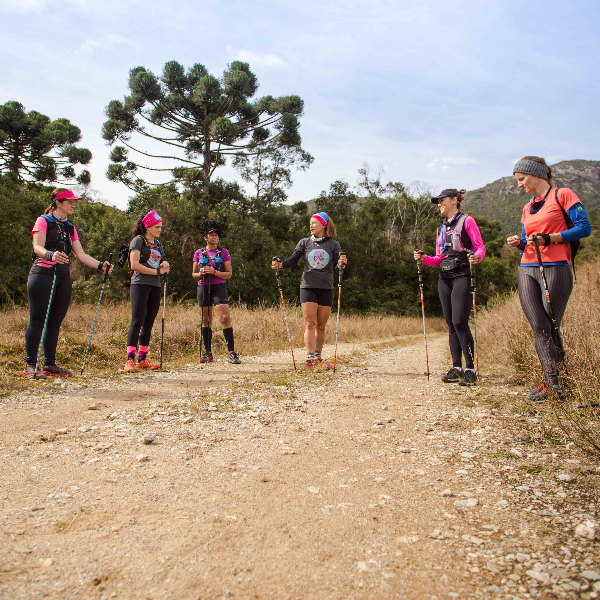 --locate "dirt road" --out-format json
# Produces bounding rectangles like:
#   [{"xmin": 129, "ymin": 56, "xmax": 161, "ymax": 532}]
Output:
[{"xmin": 1, "ymin": 336, "xmax": 598, "ymax": 600}]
